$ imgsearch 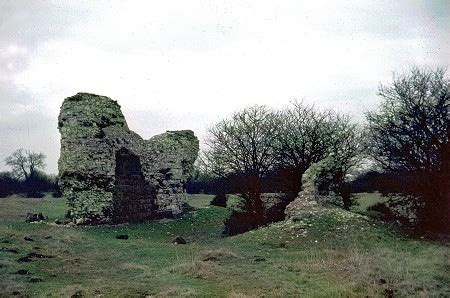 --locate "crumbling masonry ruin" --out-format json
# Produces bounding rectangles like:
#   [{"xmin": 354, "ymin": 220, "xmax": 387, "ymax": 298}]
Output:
[
  {"xmin": 58, "ymin": 93, "xmax": 199, "ymax": 223},
  {"xmin": 285, "ymin": 155, "xmax": 345, "ymax": 220}
]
